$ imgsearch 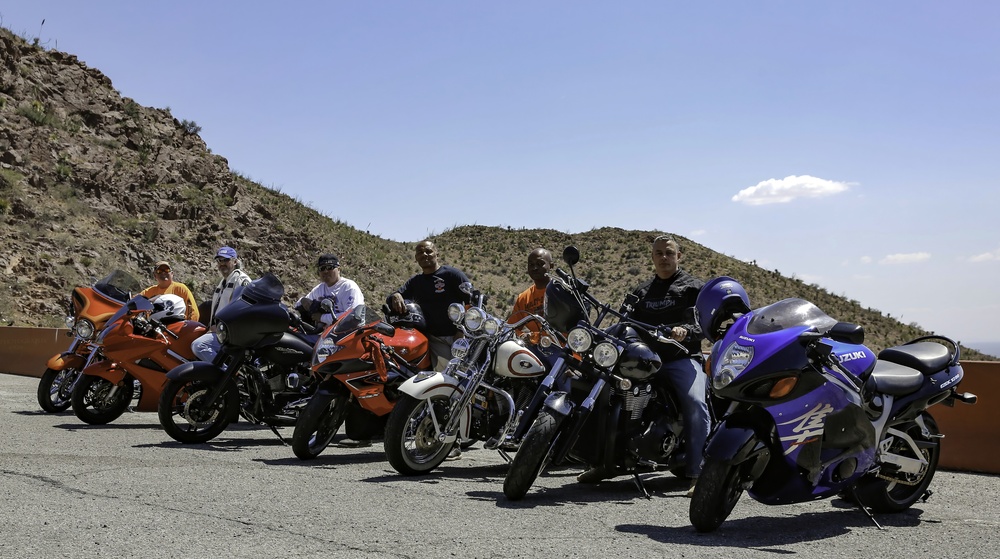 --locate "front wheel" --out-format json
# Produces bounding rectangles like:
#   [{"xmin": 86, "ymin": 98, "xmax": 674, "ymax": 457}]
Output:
[
  {"xmin": 689, "ymin": 457, "xmax": 746, "ymax": 533},
  {"xmin": 384, "ymin": 394, "xmax": 455, "ymax": 475},
  {"xmin": 38, "ymin": 367, "xmax": 79, "ymax": 413},
  {"xmin": 71, "ymin": 375, "xmax": 134, "ymax": 425},
  {"xmin": 503, "ymin": 411, "xmax": 564, "ymax": 501},
  {"xmin": 292, "ymin": 391, "xmax": 349, "ymax": 460},
  {"xmin": 852, "ymin": 414, "xmax": 941, "ymax": 513},
  {"xmin": 158, "ymin": 378, "xmax": 238, "ymax": 443}
]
